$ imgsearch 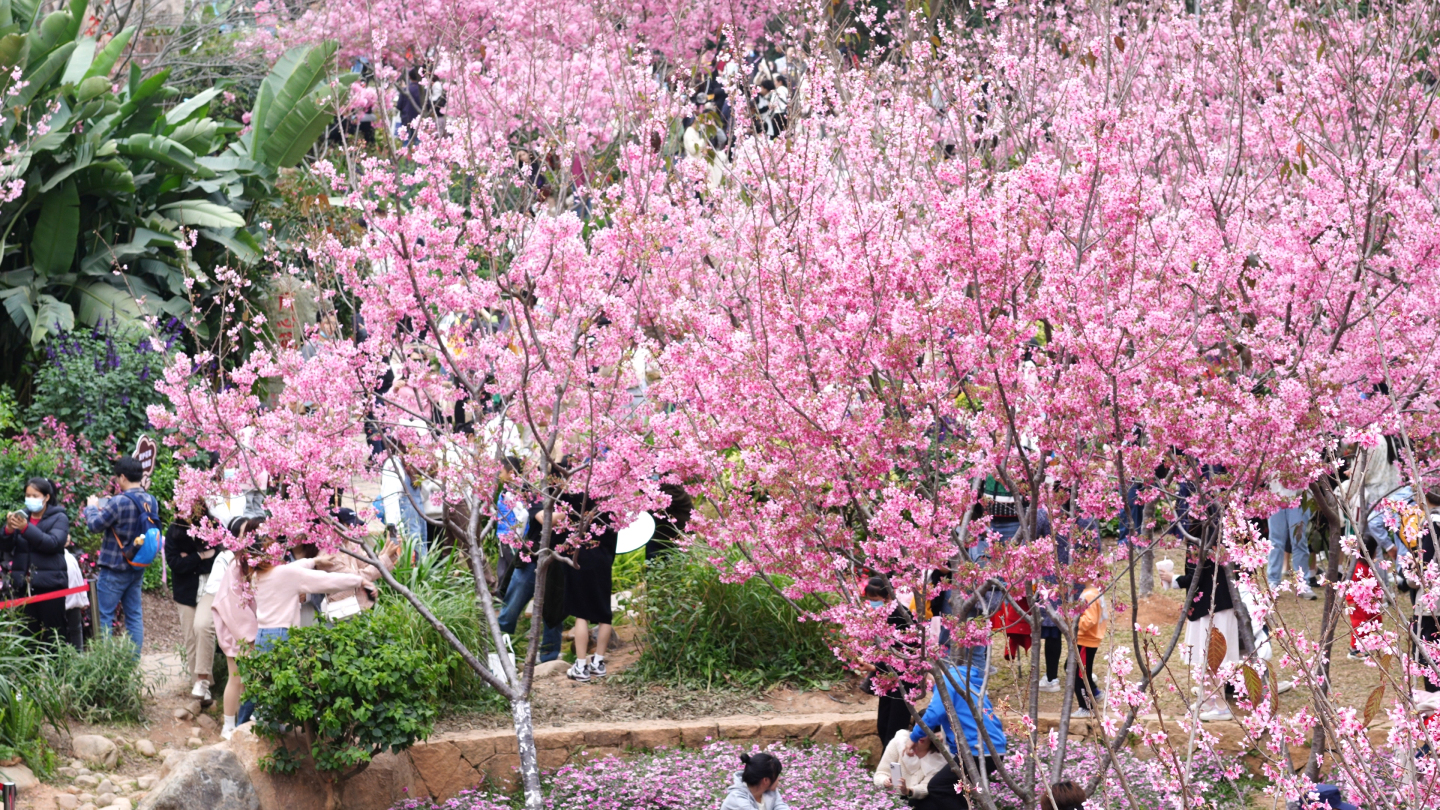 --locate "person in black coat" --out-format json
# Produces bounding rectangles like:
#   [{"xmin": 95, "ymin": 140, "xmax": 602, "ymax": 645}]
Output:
[
  {"xmin": 860, "ymin": 574, "xmax": 919, "ymax": 746},
  {"xmin": 0, "ymin": 478, "xmax": 71, "ymax": 641},
  {"xmin": 165, "ymin": 504, "xmax": 218, "ymax": 700},
  {"xmin": 557, "ymin": 487, "xmax": 618, "ymax": 682}
]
